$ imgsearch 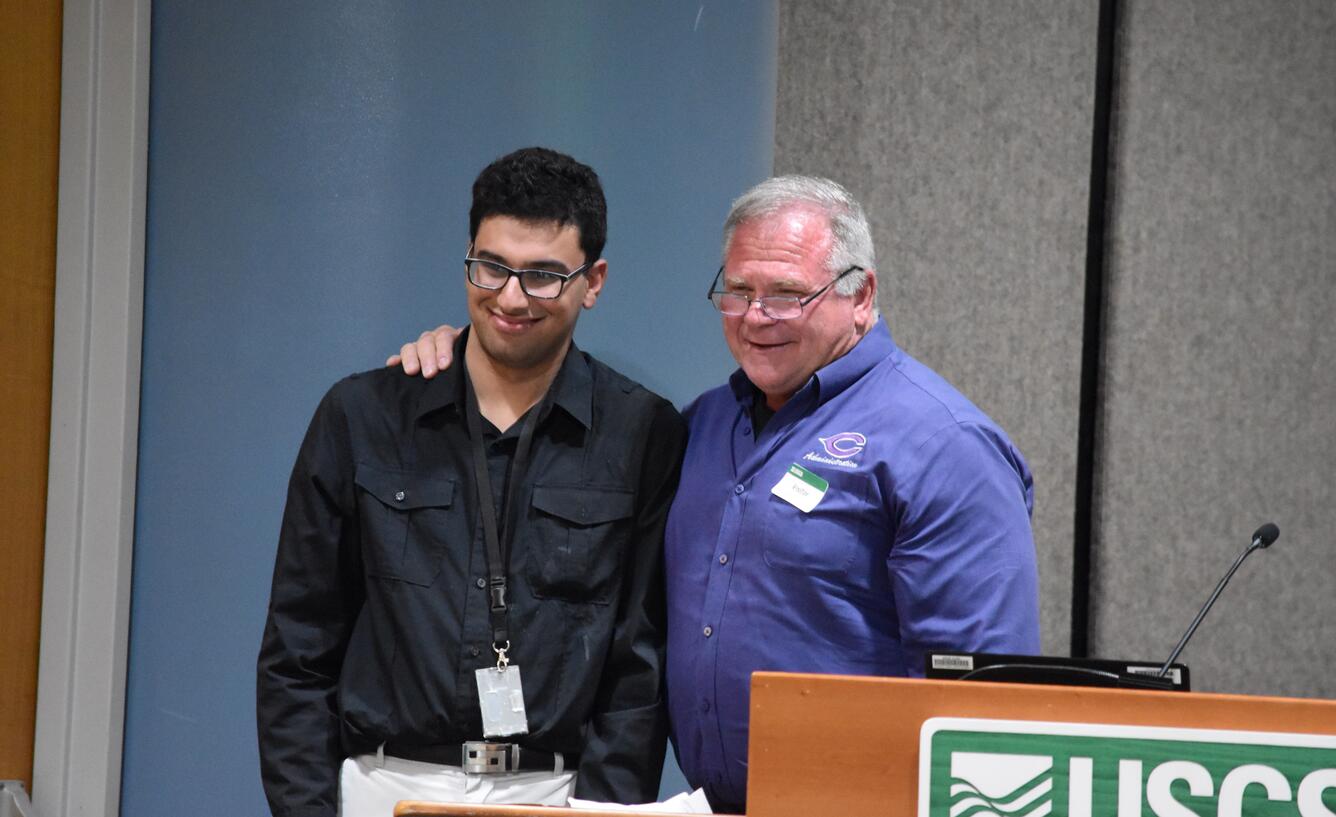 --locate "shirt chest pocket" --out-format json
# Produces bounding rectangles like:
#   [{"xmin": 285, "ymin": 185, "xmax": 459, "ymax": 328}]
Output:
[
  {"xmin": 354, "ymin": 462, "xmax": 457, "ymax": 586},
  {"xmin": 527, "ymin": 484, "xmax": 635, "ymax": 605},
  {"xmin": 761, "ymin": 470, "xmax": 872, "ymax": 577}
]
